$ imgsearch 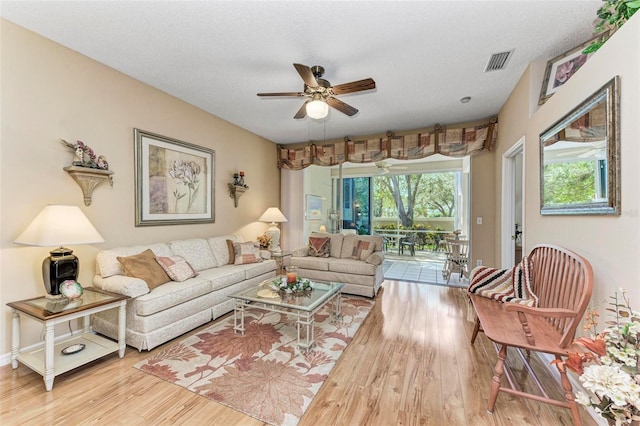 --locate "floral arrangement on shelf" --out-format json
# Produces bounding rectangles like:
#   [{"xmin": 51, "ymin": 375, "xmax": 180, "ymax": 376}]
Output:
[
  {"xmin": 271, "ymin": 277, "xmax": 312, "ymax": 294},
  {"xmin": 257, "ymin": 233, "xmax": 272, "ymax": 250},
  {"xmin": 556, "ymin": 289, "xmax": 640, "ymax": 425},
  {"xmin": 60, "ymin": 139, "xmax": 109, "ymax": 170}
]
